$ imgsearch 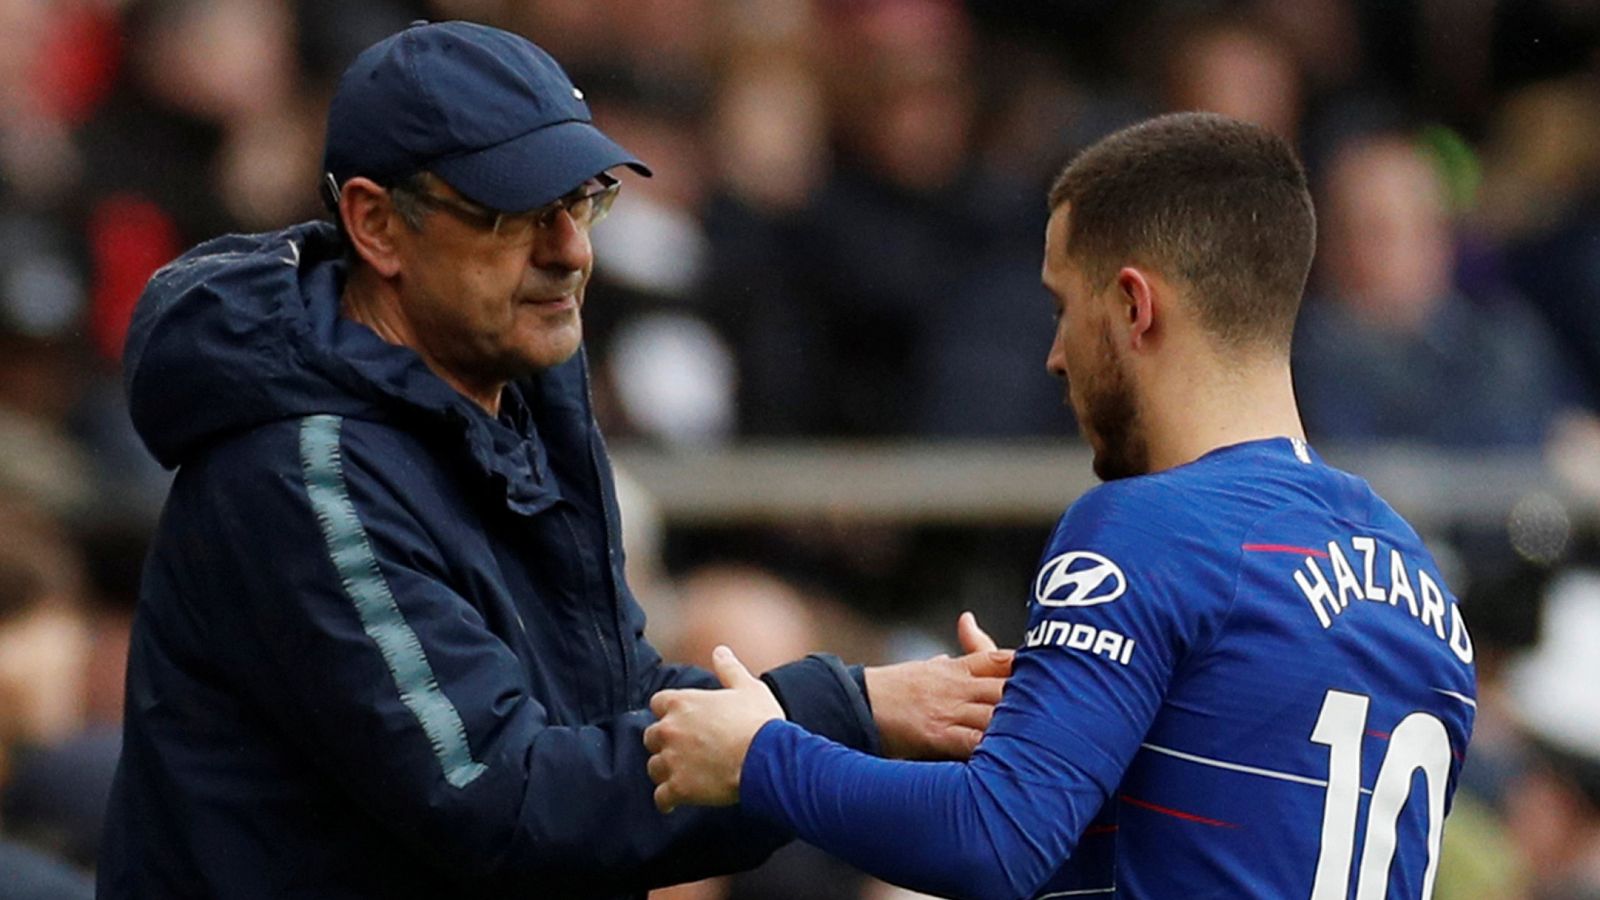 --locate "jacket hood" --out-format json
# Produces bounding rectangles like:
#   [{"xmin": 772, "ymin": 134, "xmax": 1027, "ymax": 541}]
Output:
[{"xmin": 124, "ymin": 221, "xmax": 584, "ymax": 512}]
